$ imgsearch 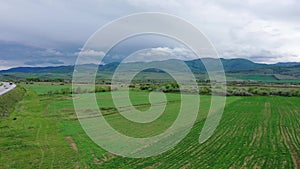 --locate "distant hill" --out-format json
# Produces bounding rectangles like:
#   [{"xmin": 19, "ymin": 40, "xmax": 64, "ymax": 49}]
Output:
[
  {"xmin": 1, "ymin": 58, "xmax": 300, "ymax": 82},
  {"xmin": 272, "ymin": 62, "xmax": 300, "ymax": 67},
  {"xmin": 0, "ymin": 58, "xmax": 298, "ymax": 74},
  {"xmin": 185, "ymin": 58, "xmax": 268, "ymax": 72},
  {"xmin": 0, "ymin": 65, "xmax": 74, "ymax": 74}
]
